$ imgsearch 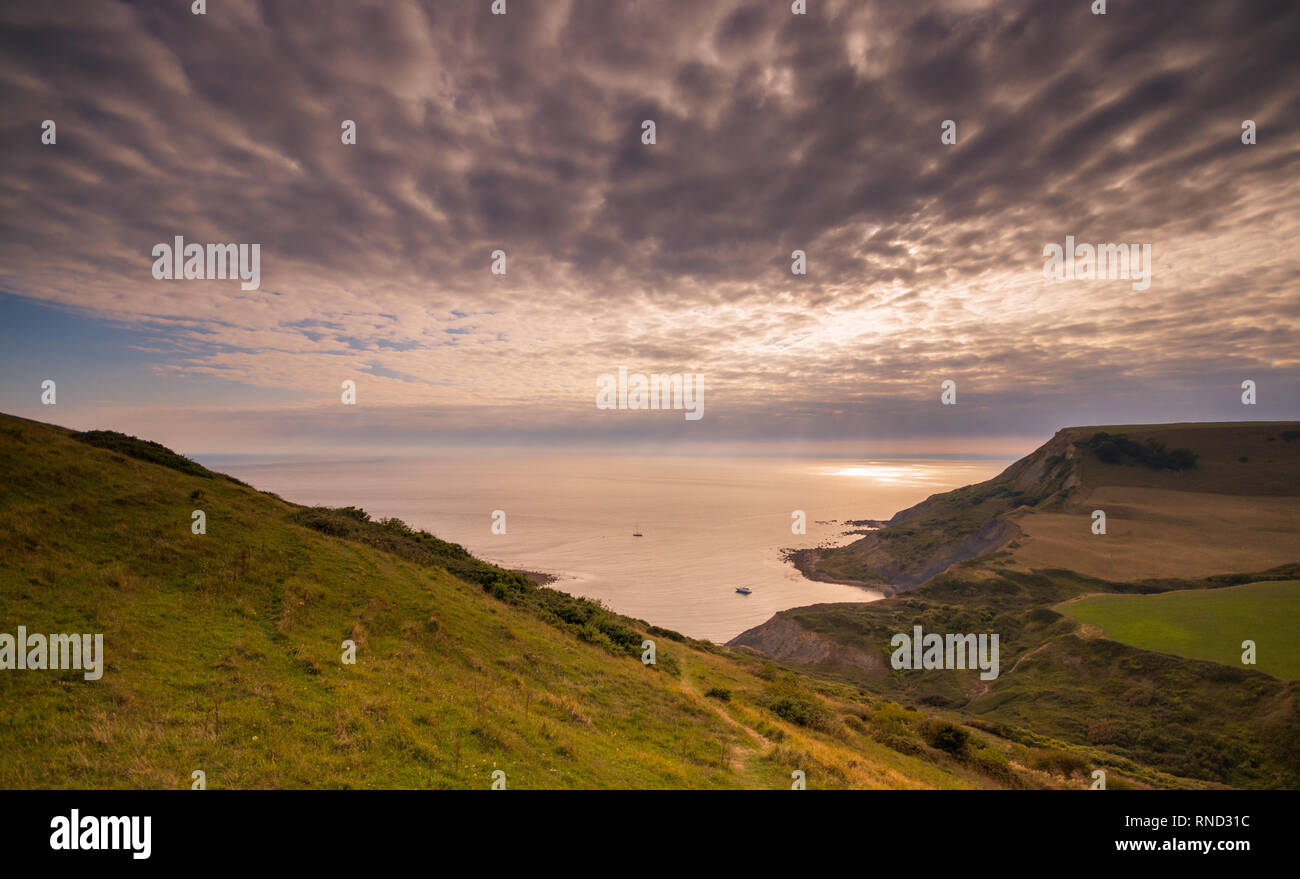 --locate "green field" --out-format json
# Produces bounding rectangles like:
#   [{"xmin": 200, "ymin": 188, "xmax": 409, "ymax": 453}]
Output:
[{"xmin": 1060, "ymin": 581, "xmax": 1300, "ymax": 680}]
